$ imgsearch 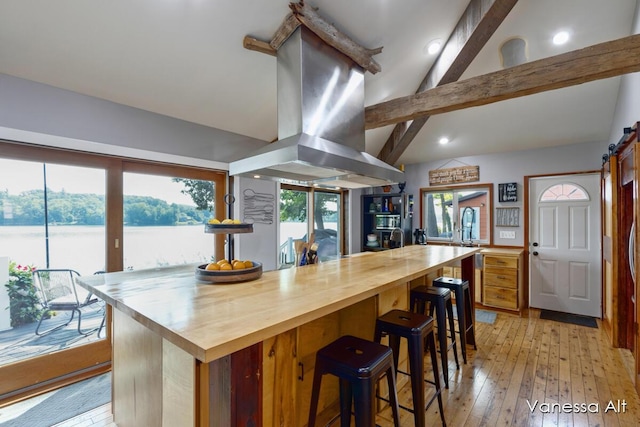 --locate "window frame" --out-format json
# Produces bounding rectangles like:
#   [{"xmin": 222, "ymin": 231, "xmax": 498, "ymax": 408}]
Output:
[
  {"xmin": 419, "ymin": 183, "xmax": 493, "ymax": 245},
  {"xmin": 279, "ymin": 183, "xmax": 346, "ymax": 267},
  {"xmin": 0, "ymin": 139, "xmax": 226, "ymax": 403}
]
